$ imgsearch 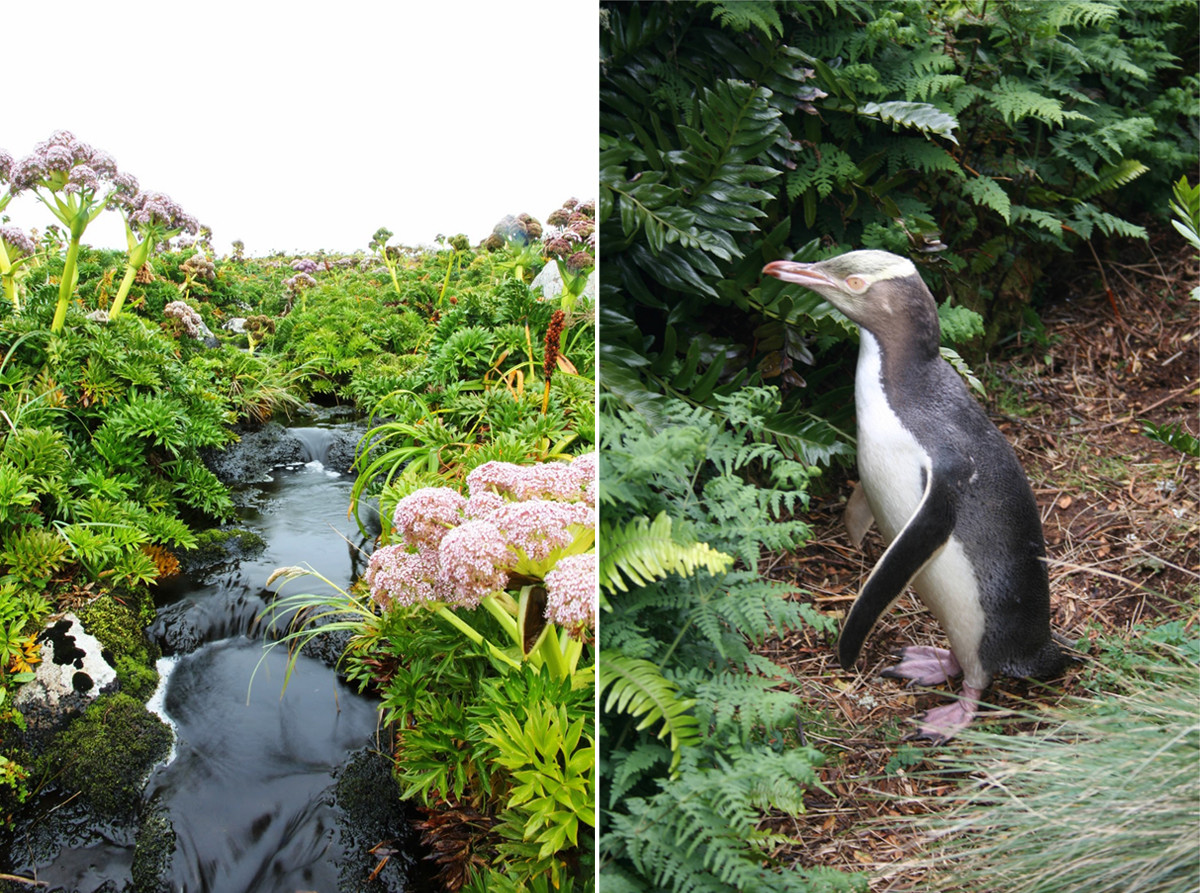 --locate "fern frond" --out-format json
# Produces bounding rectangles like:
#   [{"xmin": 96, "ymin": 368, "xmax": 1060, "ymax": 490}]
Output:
[
  {"xmin": 1012, "ymin": 205, "xmax": 1067, "ymax": 235},
  {"xmin": 787, "ymin": 144, "xmax": 860, "ymax": 200},
  {"xmin": 599, "ymin": 652, "xmax": 702, "ymax": 768},
  {"xmin": 599, "ymin": 512, "xmax": 736, "ymax": 594},
  {"xmin": 859, "ymin": 100, "xmax": 960, "ymax": 144},
  {"xmin": 1069, "ymin": 203, "xmax": 1148, "ymax": 241},
  {"xmin": 962, "ymin": 175, "xmax": 1012, "ymax": 224},
  {"xmin": 1047, "ymin": 0, "xmax": 1119, "ymax": 29},
  {"xmin": 705, "ymin": 1, "xmax": 783, "ymax": 38},
  {"xmin": 1076, "ymin": 159, "xmax": 1150, "ymax": 200},
  {"xmin": 987, "ymin": 76, "xmax": 1085, "ymax": 126}
]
